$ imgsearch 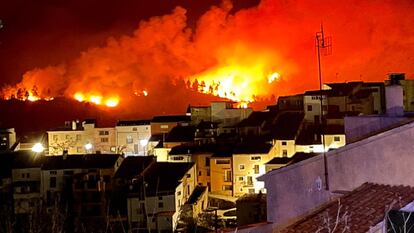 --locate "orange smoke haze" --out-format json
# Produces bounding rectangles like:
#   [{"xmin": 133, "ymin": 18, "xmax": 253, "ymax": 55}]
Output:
[{"xmin": 2, "ymin": 0, "xmax": 414, "ymax": 109}]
